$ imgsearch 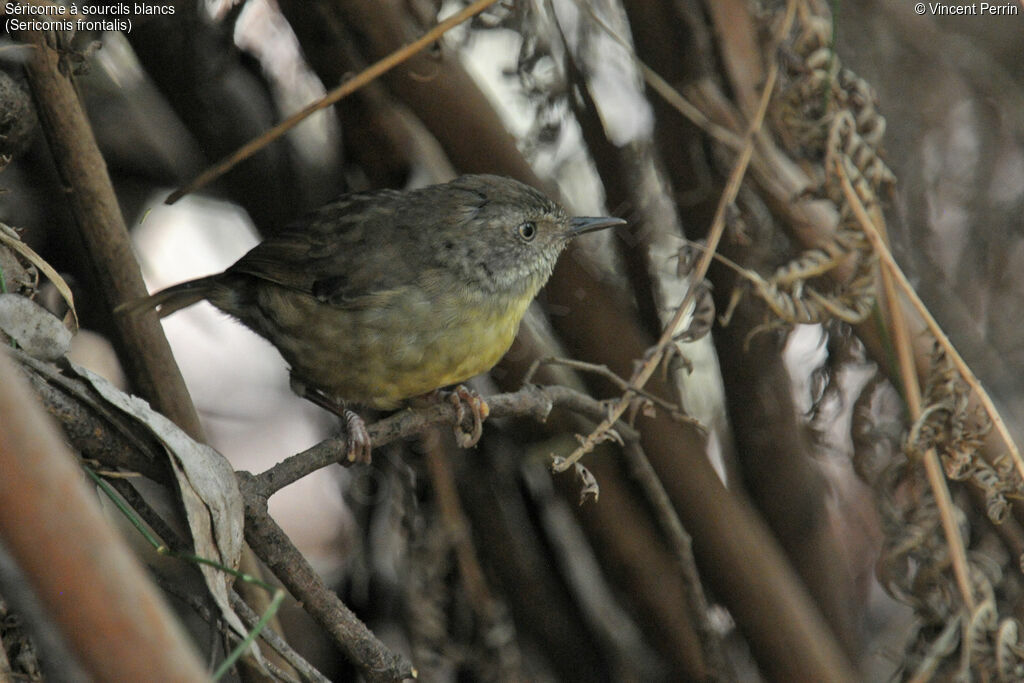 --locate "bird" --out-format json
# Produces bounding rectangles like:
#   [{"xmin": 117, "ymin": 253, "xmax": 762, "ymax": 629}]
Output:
[{"xmin": 119, "ymin": 174, "xmax": 625, "ymax": 462}]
